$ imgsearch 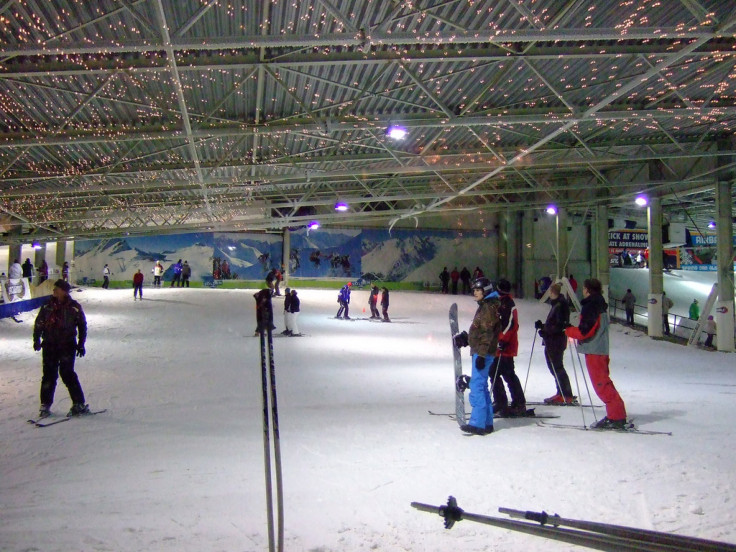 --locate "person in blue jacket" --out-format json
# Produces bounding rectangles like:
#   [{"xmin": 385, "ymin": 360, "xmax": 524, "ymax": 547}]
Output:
[
  {"xmin": 170, "ymin": 259, "xmax": 183, "ymax": 287},
  {"xmin": 454, "ymin": 277, "xmax": 501, "ymax": 435},
  {"xmin": 336, "ymin": 282, "xmax": 351, "ymax": 319}
]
